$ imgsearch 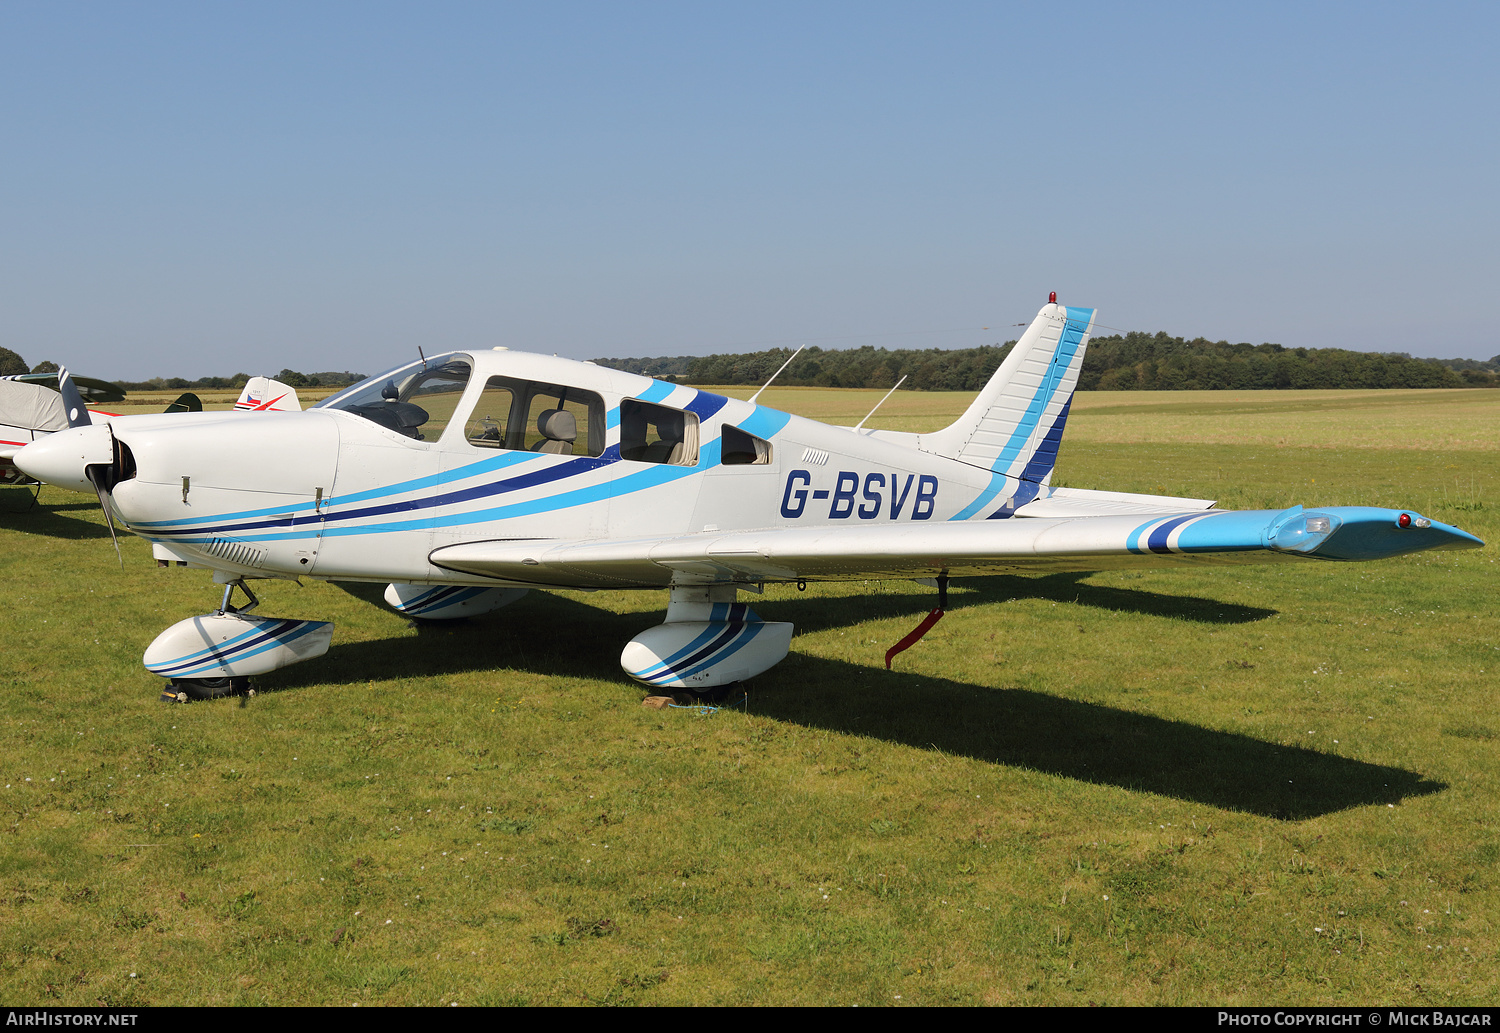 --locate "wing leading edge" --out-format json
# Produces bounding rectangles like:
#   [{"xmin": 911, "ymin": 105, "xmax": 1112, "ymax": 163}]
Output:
[{"xmin": 428, "ymin": 505, "xmax": 1483, "ymax": 589}]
